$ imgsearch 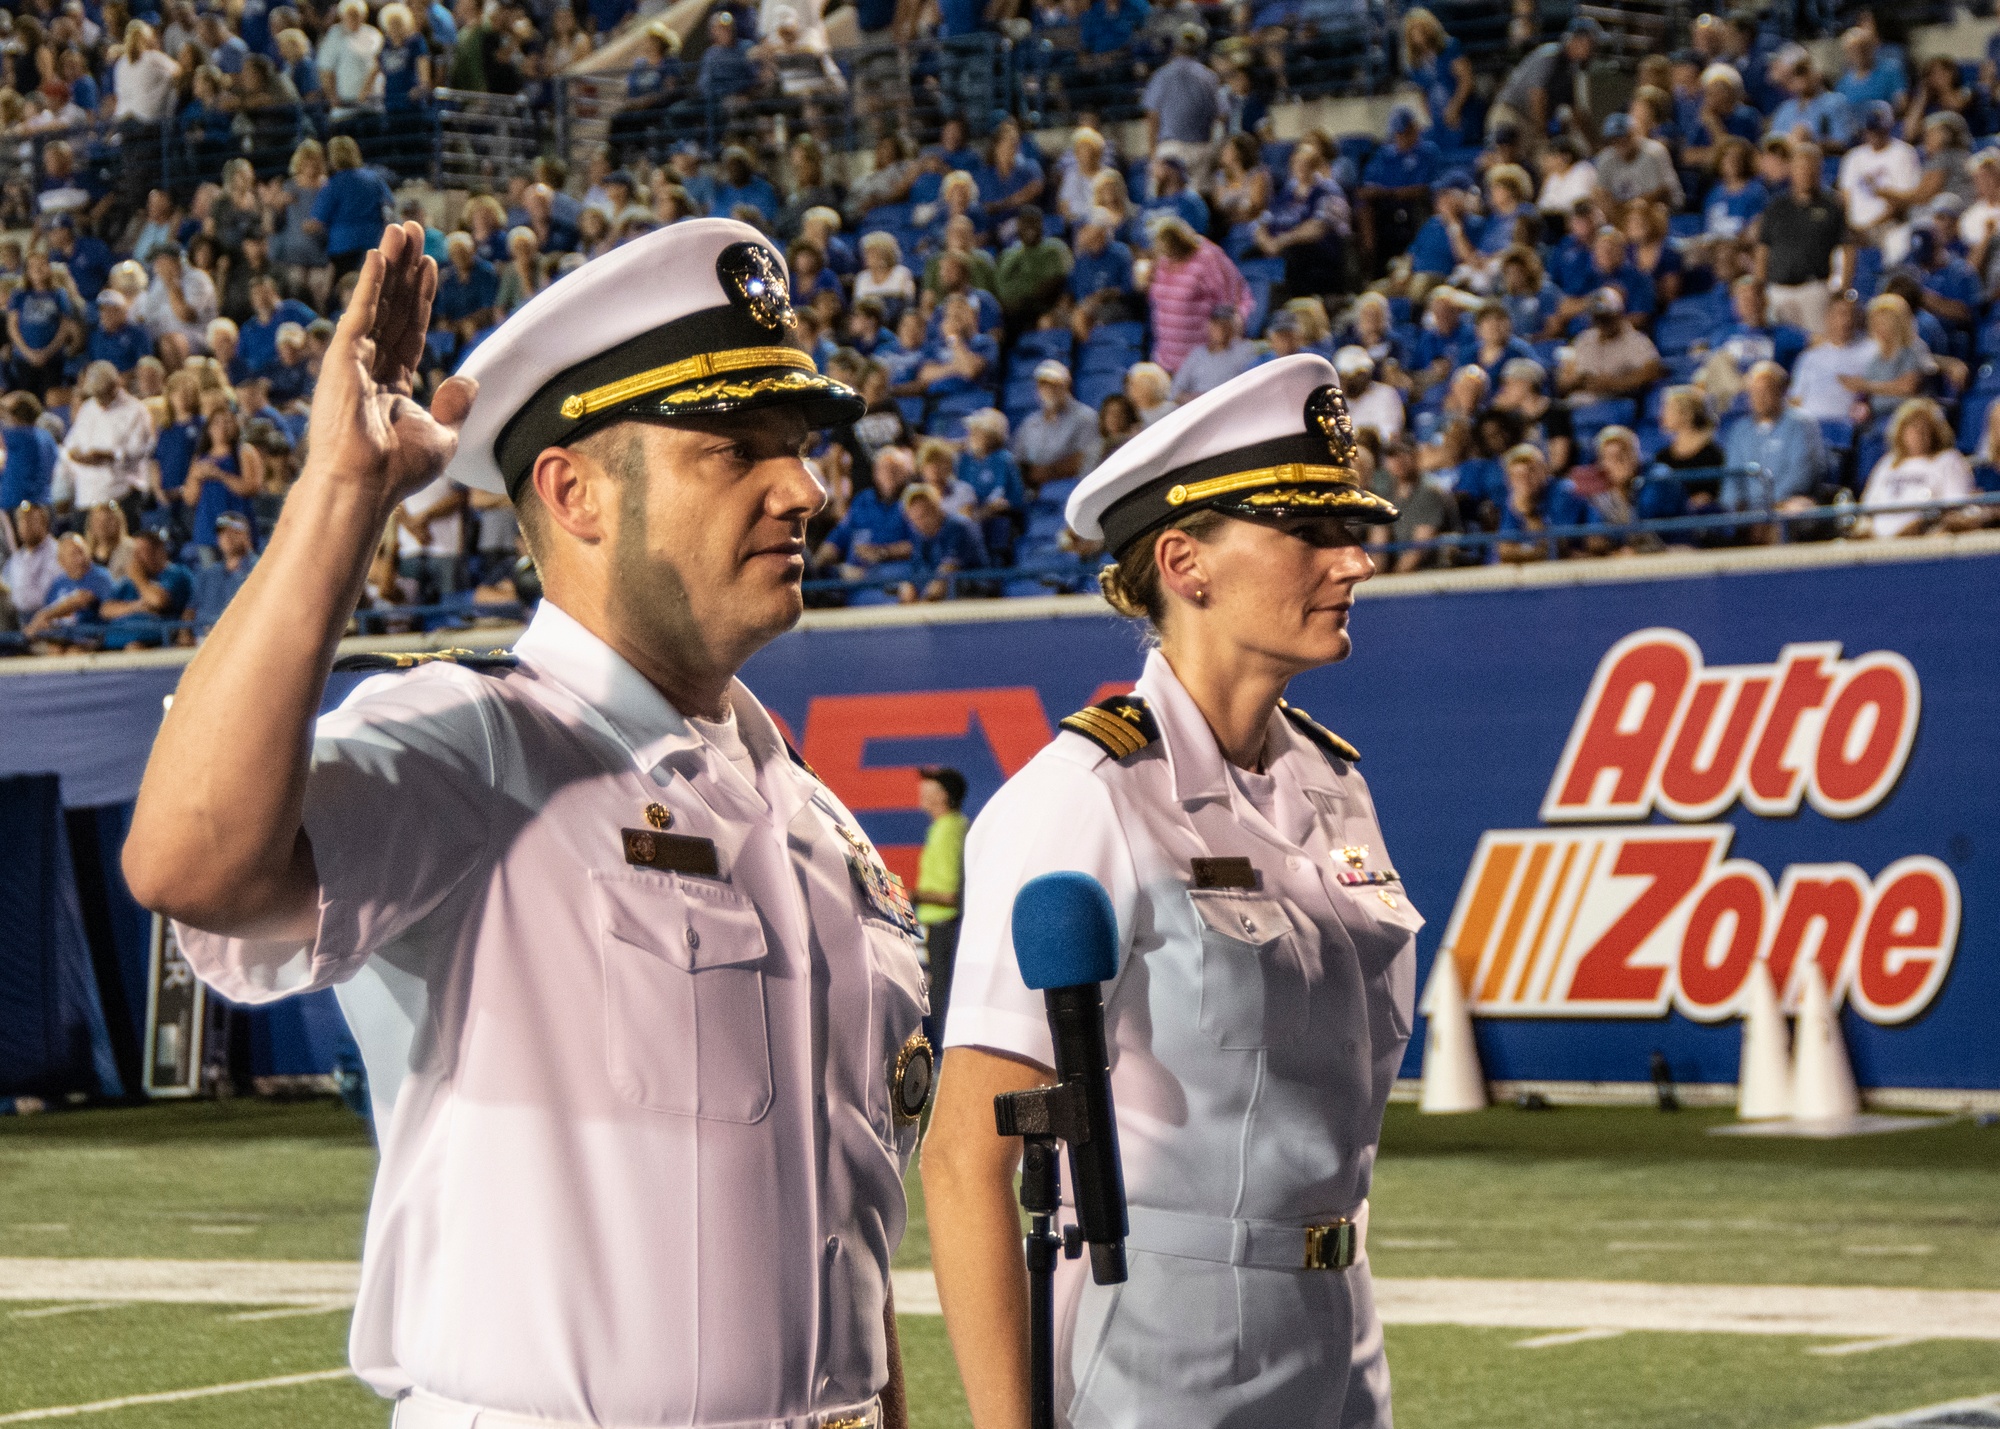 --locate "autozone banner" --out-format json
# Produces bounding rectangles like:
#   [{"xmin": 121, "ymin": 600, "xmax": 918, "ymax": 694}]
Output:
[
  {"xmin": 9, "ymin": 546, "xmax": 1996, "ymax": 1088},
  {"xmin": 1442, "ymin": 631, "xmax": 1959, "ymax": 1026}
]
